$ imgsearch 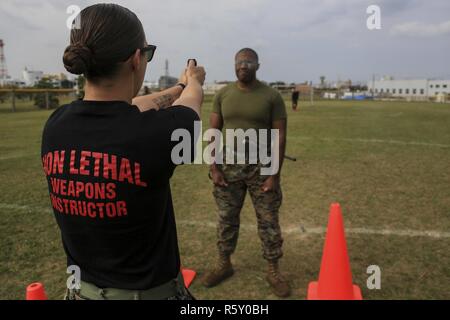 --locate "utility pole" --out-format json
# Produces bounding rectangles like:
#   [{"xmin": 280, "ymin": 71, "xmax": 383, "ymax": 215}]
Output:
[
  {"xmin": 165, "ymin": 59, "xmax": 169, "ymax": 77},
  {"xmin": 0, "ymin": 39, "xmax": 9, "ymax": 83}
]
